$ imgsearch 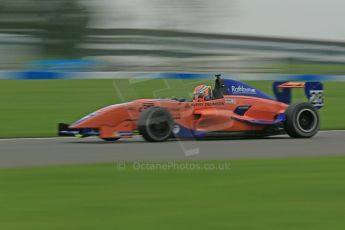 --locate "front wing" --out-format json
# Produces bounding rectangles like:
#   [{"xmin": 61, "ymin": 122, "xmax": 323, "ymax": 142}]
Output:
[{"xmin": 58, "ymin": 123, "xmax": 99, "ymax": 137}]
